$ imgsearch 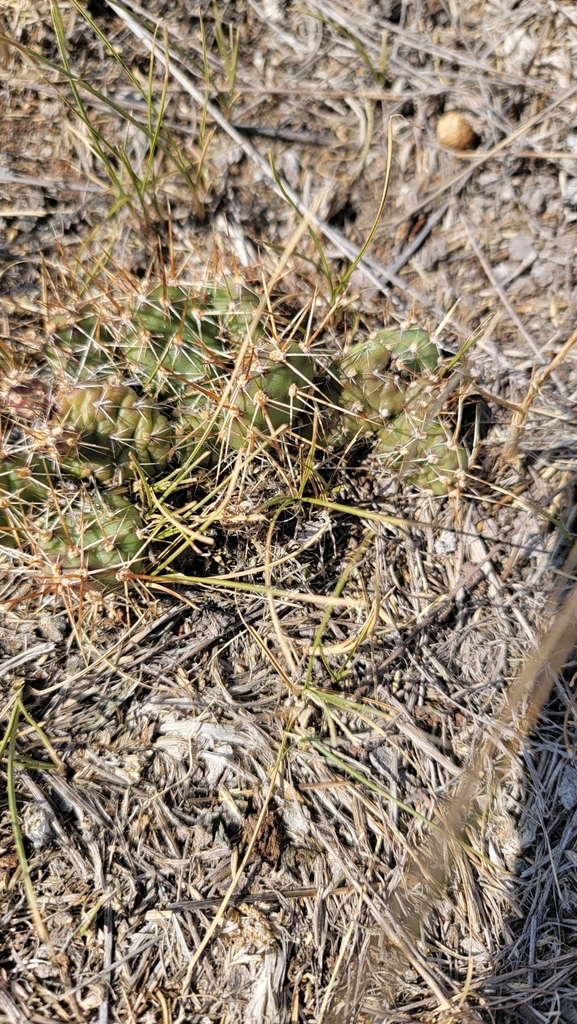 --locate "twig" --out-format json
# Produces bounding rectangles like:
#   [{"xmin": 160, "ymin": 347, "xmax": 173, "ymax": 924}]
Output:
[
  {"xmin": 173, "ymin": 720, "xmax": 294, "ymax": 1023},
  {"xmin": 98, "ymin": 906, "xmax": 113, "ymax": 1024},
  {"xmin": 384, "ymin": 201, "xmax": 449, "ymax": 277},
  {"xmin": 232, "ymin": 122, "xmax": 335, "ymax": 146},
  {"xmin": 0, "ymin": 642, "xmax": 55, "ymax": 680}
]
